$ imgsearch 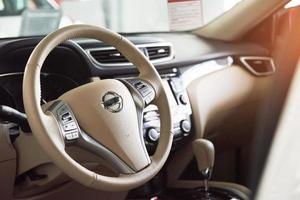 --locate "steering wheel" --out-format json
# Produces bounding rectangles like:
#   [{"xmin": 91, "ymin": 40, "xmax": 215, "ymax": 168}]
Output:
[{"xmin": 22, "ymin": 25, "xmax": 173, "ymax": 191}]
